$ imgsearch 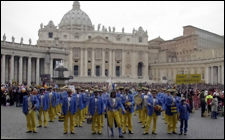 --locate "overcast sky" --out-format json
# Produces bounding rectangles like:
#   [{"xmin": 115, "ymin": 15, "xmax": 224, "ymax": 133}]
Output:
[{"xmin": 1, "ymin": 1, "xmax": 224, "ymax": 44}]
